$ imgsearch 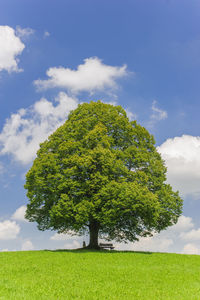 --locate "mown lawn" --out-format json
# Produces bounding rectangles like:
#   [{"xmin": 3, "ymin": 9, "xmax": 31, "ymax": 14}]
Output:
[{"xmin": 0, "ymin": 249, "xmax": 200, "ymax": 299}]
